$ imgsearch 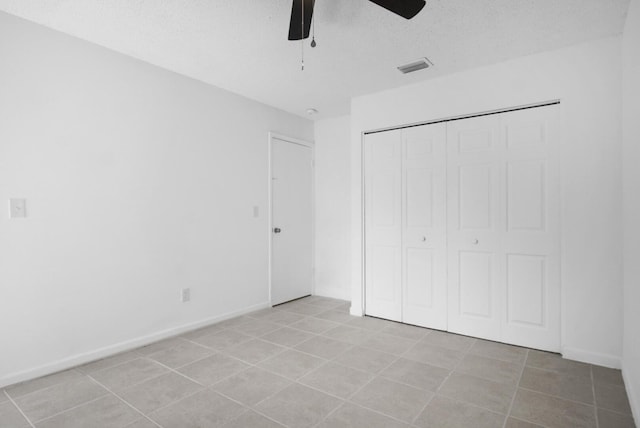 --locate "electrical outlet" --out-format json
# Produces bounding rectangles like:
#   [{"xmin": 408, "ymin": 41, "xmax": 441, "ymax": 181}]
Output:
[{"xmin": 181, "ymin": 288, "xmax": 191, "ymax": 303}]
